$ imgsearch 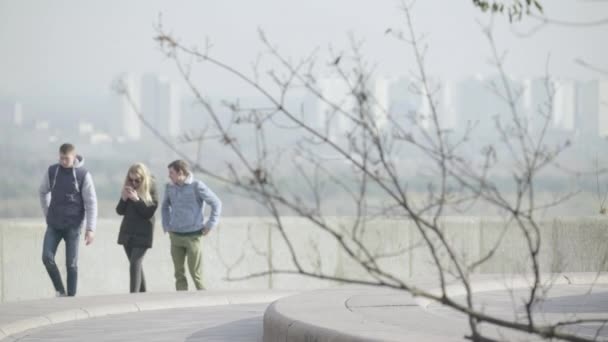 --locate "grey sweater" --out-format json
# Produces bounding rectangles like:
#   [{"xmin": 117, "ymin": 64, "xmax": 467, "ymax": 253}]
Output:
[{"xmin": 161, "ymin": 174, "xmax": 222, "ymax": 233}]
